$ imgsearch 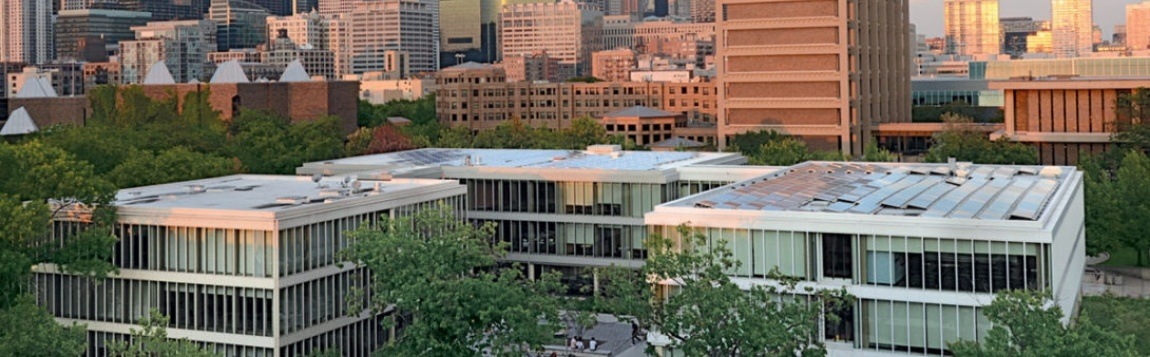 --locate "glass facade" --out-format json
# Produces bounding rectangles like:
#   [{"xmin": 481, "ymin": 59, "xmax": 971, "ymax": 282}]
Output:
[
  {"xmin": 861, "ymin": 300, "xmax": 988, "ymax": 354},
  {"xmin": 979, "ymin": 57, "xmax": 1150, "ymax": 80}
]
